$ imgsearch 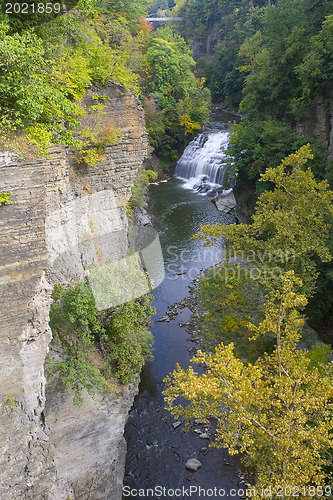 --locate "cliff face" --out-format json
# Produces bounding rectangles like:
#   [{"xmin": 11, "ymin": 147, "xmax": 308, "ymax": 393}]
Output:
[
  {"xmin": 0, "ymin": 84, "xmax": 148, "ymax": 499},
  {"xmin": 296, "ymin": 94, "xmax": 333, "ymax": 159}
]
